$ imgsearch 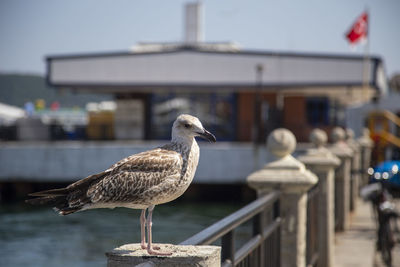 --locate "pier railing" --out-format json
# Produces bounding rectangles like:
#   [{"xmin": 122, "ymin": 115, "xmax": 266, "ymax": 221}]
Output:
[
  {"xmin": 181, "ymin": 191, "xmax": 281, "ymax": 267},
  {"xmin": 106, "ymin": 127, "xmax": 369, "ymax": 267}
]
